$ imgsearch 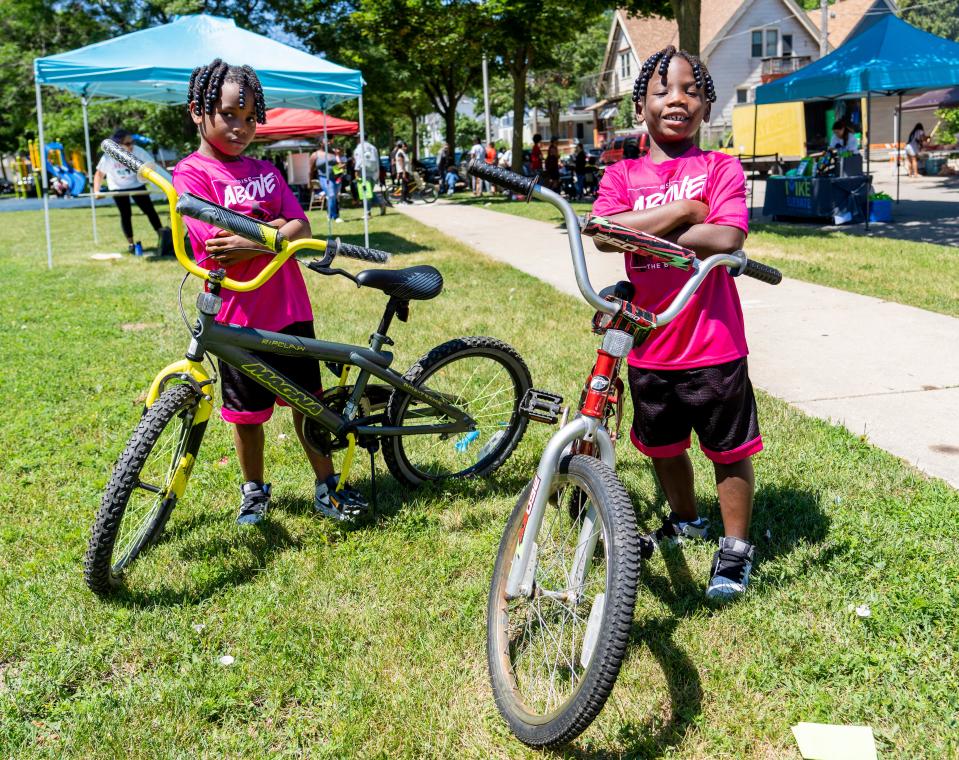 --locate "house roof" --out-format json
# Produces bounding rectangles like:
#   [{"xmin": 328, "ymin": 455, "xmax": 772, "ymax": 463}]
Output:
[
  {"xmin": 614, "ymin": 3, "xmax": 743, "ymax": 63},
  {"xmin": 805, "ymin": 0, "xmax": 897, "ymax": 49}
]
